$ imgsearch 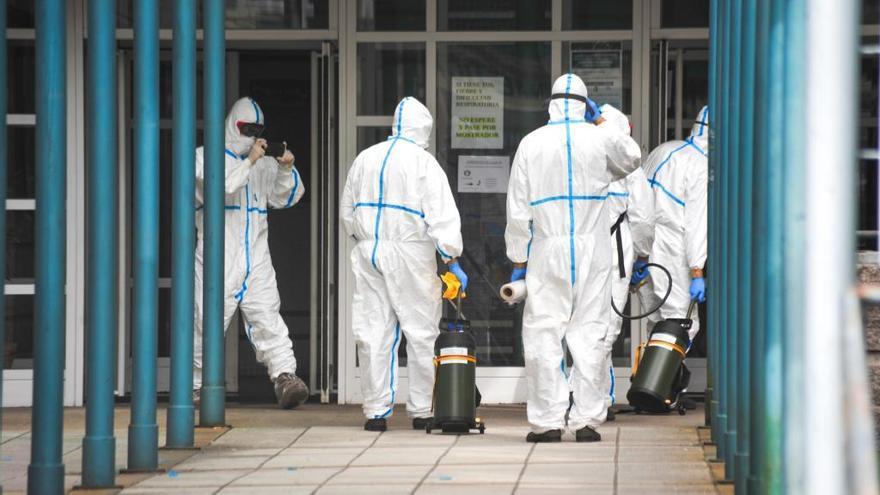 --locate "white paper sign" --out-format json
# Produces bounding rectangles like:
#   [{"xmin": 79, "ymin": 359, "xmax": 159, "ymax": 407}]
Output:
[
  {"xmin": 457, "ymin": 155, "xmax": 510, "ymax": 194},
  {"xmin": 571, "ymin": 50, "xmax": 623, "ymax": 109},
  {"xmin": 451, "ymin": 77, "xmax": 504, "ymax": 149}
]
